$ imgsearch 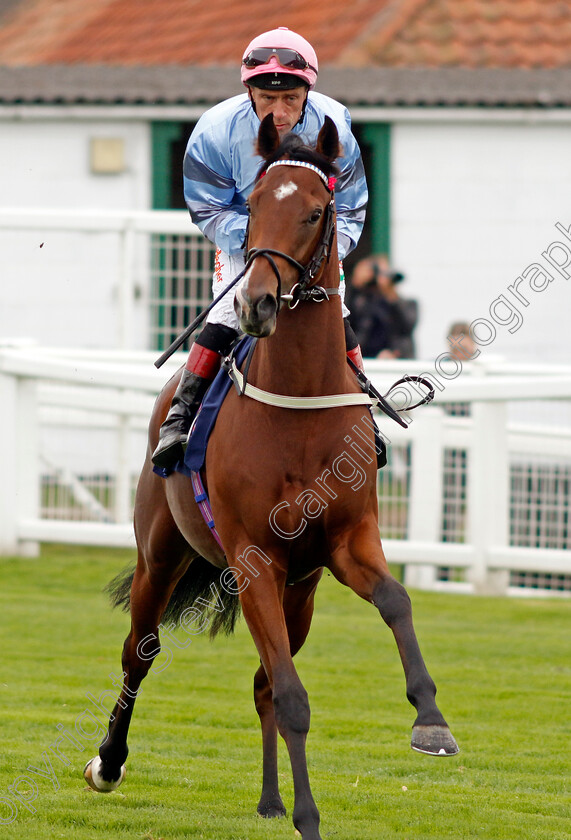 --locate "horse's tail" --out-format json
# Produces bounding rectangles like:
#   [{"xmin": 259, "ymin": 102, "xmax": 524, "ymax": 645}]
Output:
[{"xmin": 105, "ymin": 554, "xmax": 241, "ymax": 639}]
